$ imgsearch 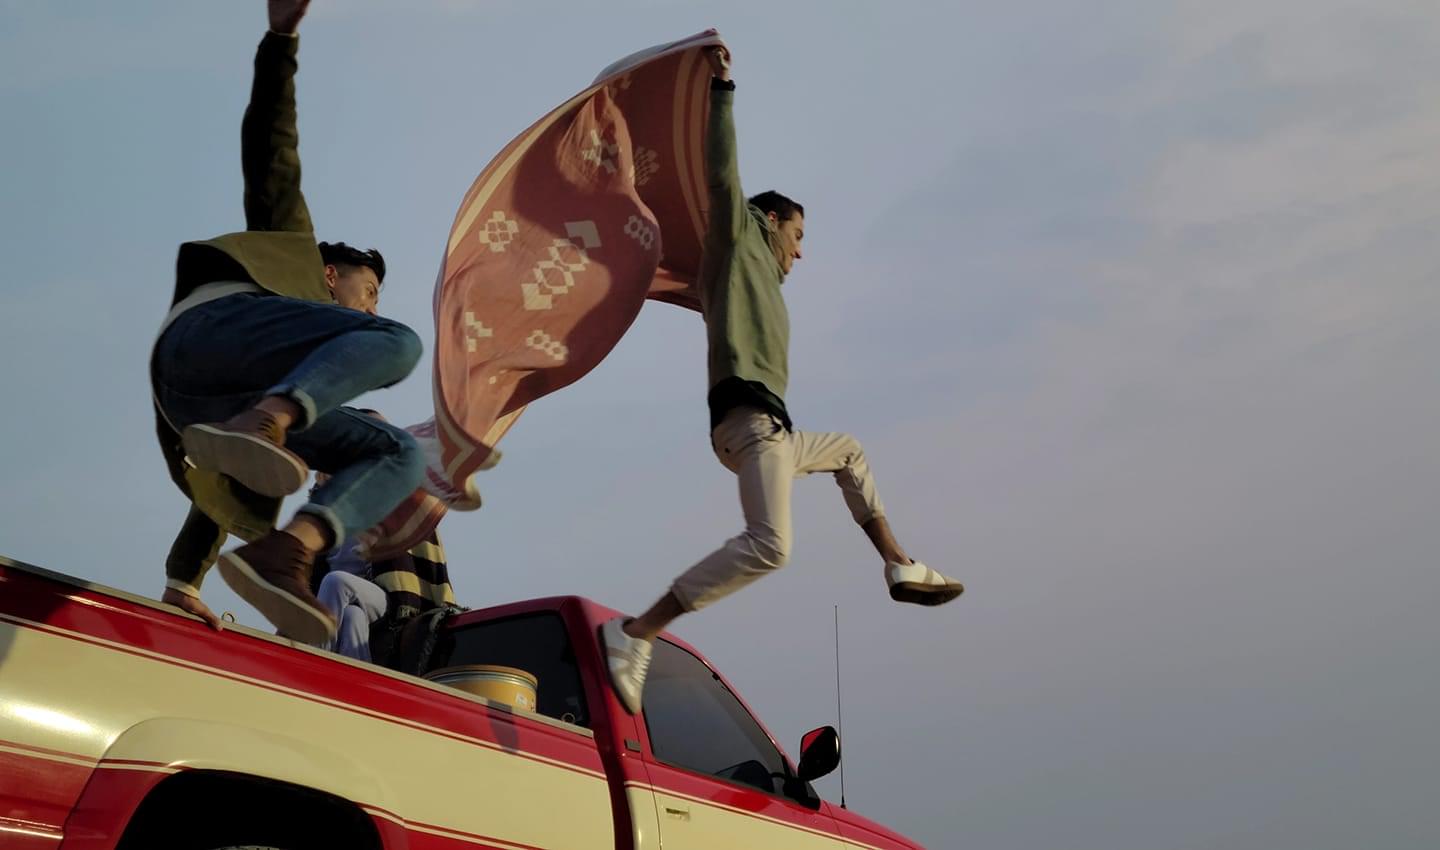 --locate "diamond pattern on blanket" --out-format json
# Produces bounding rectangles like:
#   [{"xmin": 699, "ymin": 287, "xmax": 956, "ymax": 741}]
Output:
[
  {"xmin": 624, "ymin": 215, "xmax": 656, "ymax": 250},
  {"xmin": 565, "ymin": 220, "xmax": 602, "ymax": 249},
  {"xmin": 634, "ymin": 146, "xmax": 661, "ymax": 187},
  {"xmin": 478, "ymin": 210, "xmax": 520, "ymax": 253},
  {"xmin": 521, "ymin": 220, "xmax": 601, "ymax": 311},
  {"xmin": 525, "ymin": 329, "xmax": 569, "ymax": 362},
  {"xmin": 462, "ymin": 311, "xmax": 493, "ymax": 353},
  {"xmin": 582, "ymin": 129, "xmax": 620, "ymax": 175}
]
